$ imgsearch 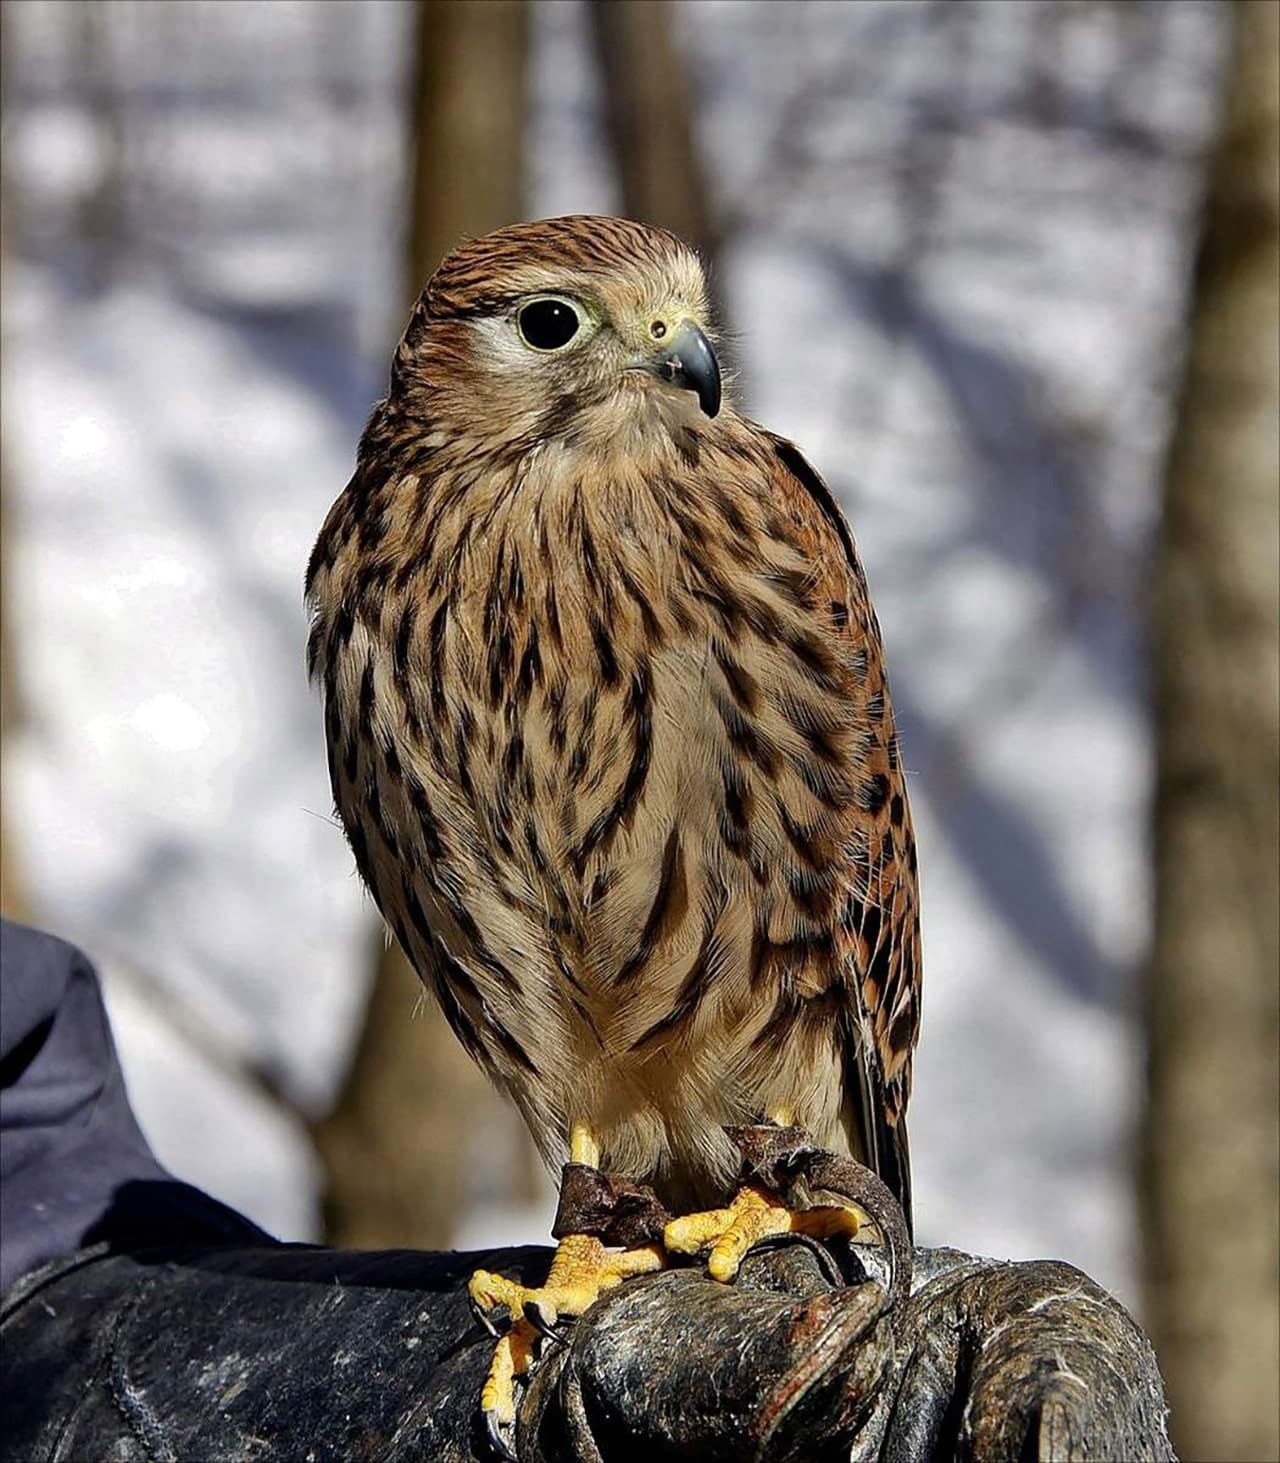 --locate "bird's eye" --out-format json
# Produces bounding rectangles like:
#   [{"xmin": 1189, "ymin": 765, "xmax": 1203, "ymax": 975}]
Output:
[{"xmin": 517, "ymin": 298, "xmax": 581, "ymax": 352}]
